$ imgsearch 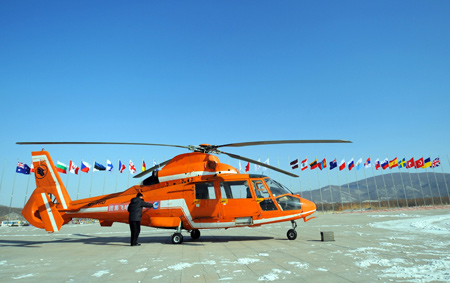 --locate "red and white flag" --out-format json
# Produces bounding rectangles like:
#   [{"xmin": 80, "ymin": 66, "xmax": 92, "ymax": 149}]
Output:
[
  {"xmin": 301, "ymin": 159, "xmax": 308, "ymax": 171},
  {"xmin": 415, "ymin": 157, "xmax": 424, "ymax": 169},
  {"xmin": 339, "ymin": 159, "xmax": 345, "ymax": 171},
  {"xmin": 69, "ymin": 160, "xmax": 79, "ymax": 174},
  {"xmin": 129, "ymin": 160, "xmax": 137, "ymax": 174},
  {"xmin": 406, "ymin": 158, "xmax": 415, "ymax": 169}
]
